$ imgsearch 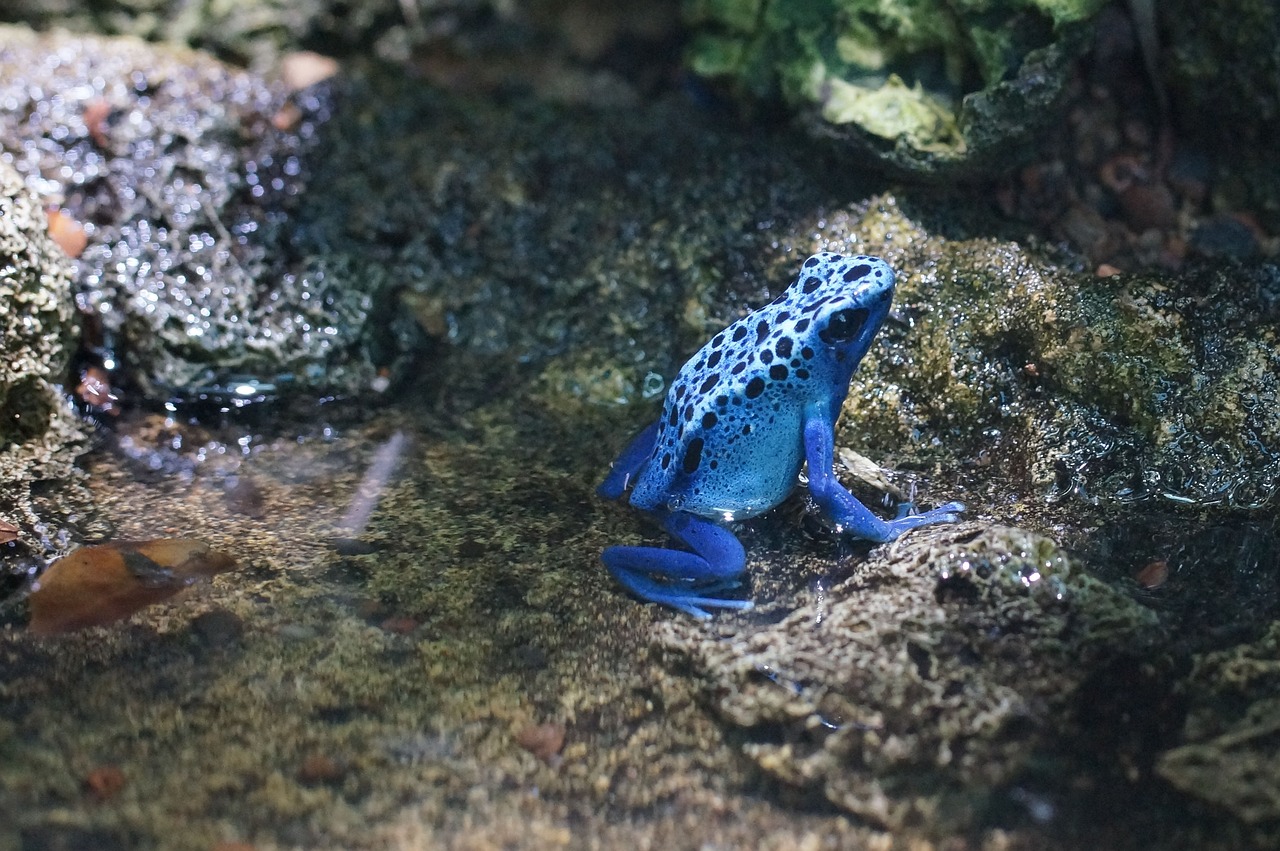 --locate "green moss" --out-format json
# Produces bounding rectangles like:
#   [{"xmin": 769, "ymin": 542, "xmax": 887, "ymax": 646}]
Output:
[{"xmin": 686, "ymin": 0, "xmax": 1106, "ymax": 175}]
